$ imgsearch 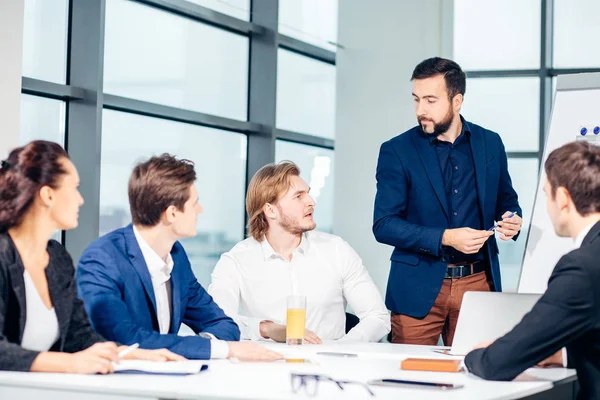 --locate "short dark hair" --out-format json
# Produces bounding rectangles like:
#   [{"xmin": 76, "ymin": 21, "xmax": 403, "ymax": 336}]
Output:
[
  {"xmin": 128, "ymin": 154, "xmax": 196, "ymax": 227},
  {"xmin": 545, "ymin": 141, "xmax": 600, "ymax": 216},
  {"xmin": 0, "ymin": 140, "xmax": 69, "ymax": 229},
  {"xmin": 411, "ymin": 57, "xmax": 466, "ymax": 100}
]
